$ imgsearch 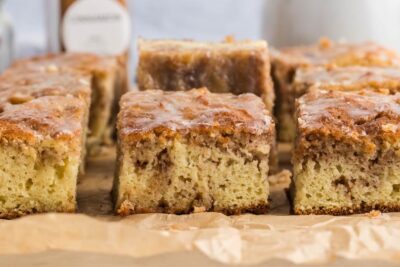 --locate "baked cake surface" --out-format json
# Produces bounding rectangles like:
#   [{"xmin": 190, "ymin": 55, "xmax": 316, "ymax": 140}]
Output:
[
  {"xmin": 12, "ymin": 53, "xmax": 119, "ymax": 153},
  {"xmin": 280, "ymin": 66, "xmax": 400, "ymax": 141},
  {"xmin": 137, "ymin": 39, "xmax": 274, "ymax": 112},
  {"xmin": 293, "ymin": 90, "xmax": 400, "ymax": 215},
  {"xmin": 293, "ymin": 66, "xmax": 400, "ymax": 95},
  {"xmin": 114, "ymin": 88, "xmax": 275, "ymax": 215},
  {"xmin": 271, "ymin": 38, "xmax": 400, "ymax": 142},
  {"xmin": 0, "ymin": 68, "xmax": 90, "ymax": 218}
]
